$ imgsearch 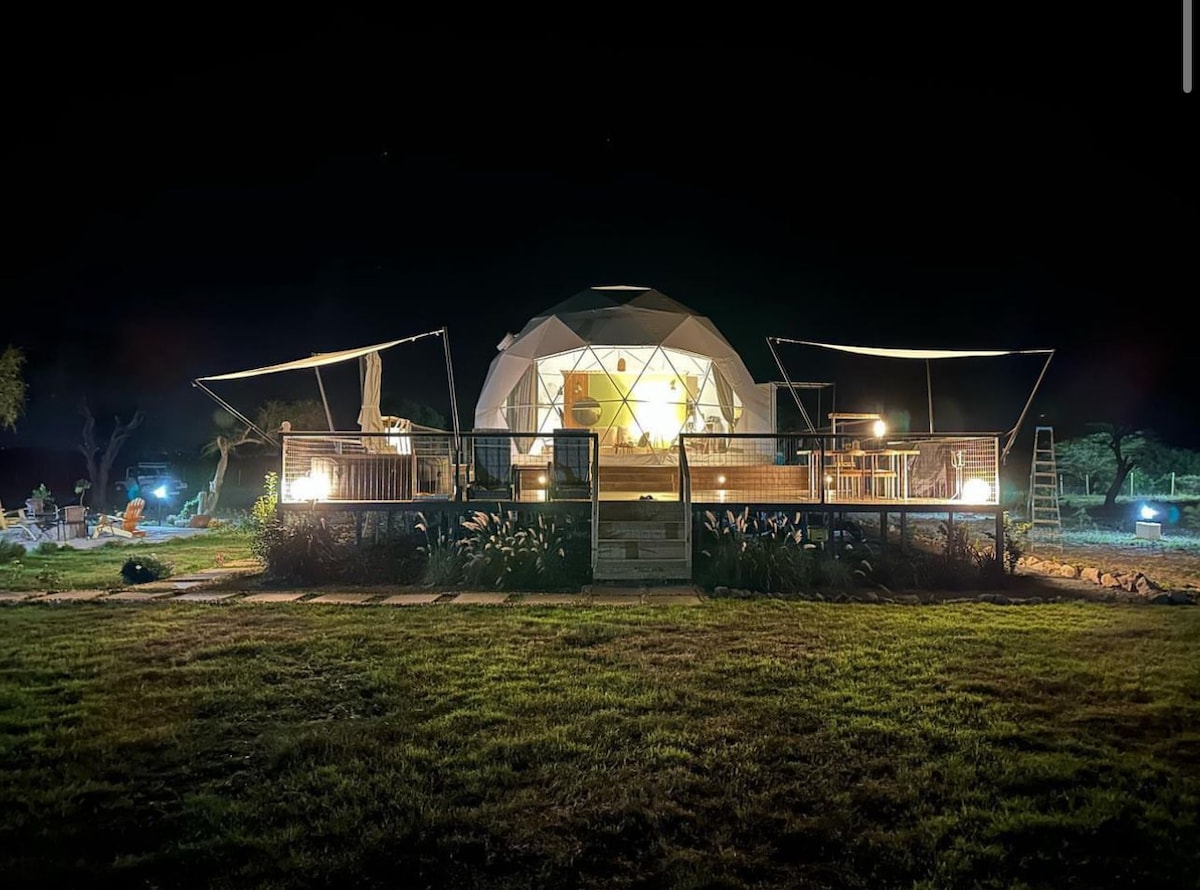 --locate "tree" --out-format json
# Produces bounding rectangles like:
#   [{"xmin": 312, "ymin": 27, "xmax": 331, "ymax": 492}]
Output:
[
  {"xmin": 393, "ymin": 398, "xmax": 447, "ymax": 430},
  {"xmin": 198, "ymin": 427, "xmax": 264, "ymax": 517},
  {"xmin": 254, "ymin": 399, "xmax": 328, "ymax": 434},
  {"xmin": 1055, "ymin": 433, "xmax": 1114, "ymax": 496},
  {"xmin": 194, "ymin": 399, "xmax": 313, "ymax": 517},
  {"xmin": 78, "ymin": 404, "xmax": 146, "ymax": 513},
  {"xmin": 0, "ymin": 345, "xmax": 27, "ymax": 431},
  {"xmin": 1092, "ymin": 423, "xmax": 1150, "ymax": 508}
]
